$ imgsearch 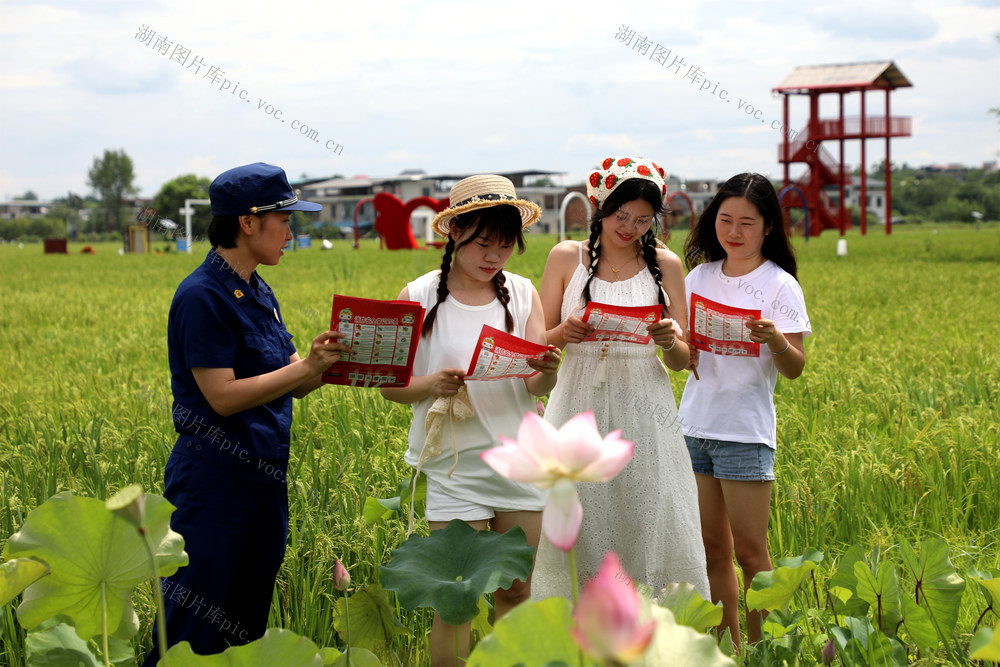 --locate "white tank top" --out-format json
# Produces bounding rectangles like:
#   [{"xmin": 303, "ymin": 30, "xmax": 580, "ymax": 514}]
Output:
[{"xmin": 402, "ymin": 270, "xmax": 542, "ymax": 507}]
